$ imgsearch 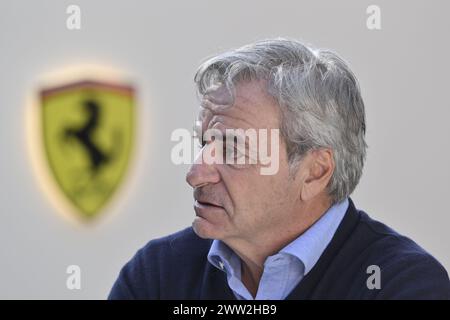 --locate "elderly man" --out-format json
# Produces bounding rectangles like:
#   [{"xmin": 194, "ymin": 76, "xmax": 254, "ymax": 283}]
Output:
[{"xmin": 109, "ymin": 38, "xmax": 449, "ymax": 299}]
